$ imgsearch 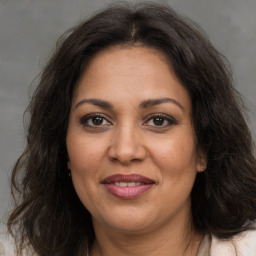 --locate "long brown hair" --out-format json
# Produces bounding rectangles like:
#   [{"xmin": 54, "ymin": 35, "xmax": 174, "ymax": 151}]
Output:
[{"xmin": 8, "ymin": 2, "xmax": 256, "ymax": 255}]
